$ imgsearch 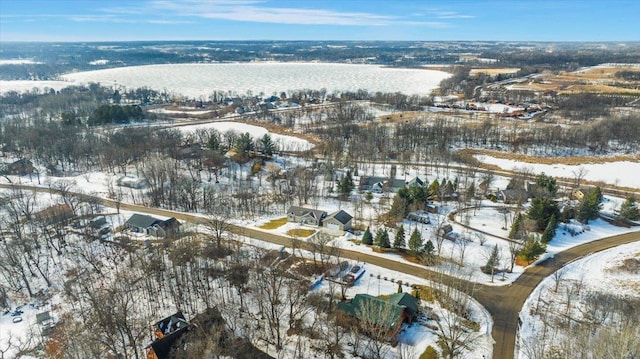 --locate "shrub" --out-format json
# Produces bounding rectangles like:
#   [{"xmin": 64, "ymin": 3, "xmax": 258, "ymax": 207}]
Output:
[{"xmin": 420, "ymin": 346, "xmax": 439, "ymax": 359}]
